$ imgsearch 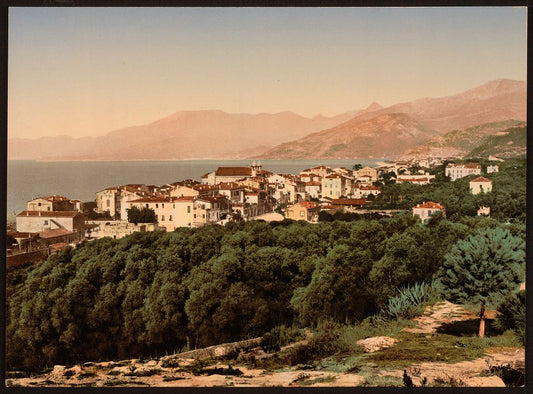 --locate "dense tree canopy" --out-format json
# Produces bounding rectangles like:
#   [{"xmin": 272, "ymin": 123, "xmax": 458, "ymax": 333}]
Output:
[
  {"xmin": 126, "ymin": 206, "xmax": 158, "ymax": 224},
  {"xmin": 6, "ymin": 195, "xmax": 526, "ymax": 371}
]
